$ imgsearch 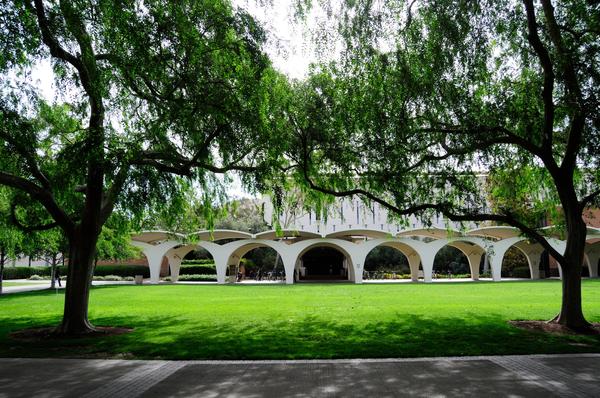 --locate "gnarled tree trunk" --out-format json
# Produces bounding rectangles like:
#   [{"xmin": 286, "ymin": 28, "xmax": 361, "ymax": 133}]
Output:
[
  {"xmin": 552, "ymin": 212, "xmax": 590, "ymax": 330},
  {"xmin": 57, "ymin": 228, "xmax": 100, "ymax": 335}
]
